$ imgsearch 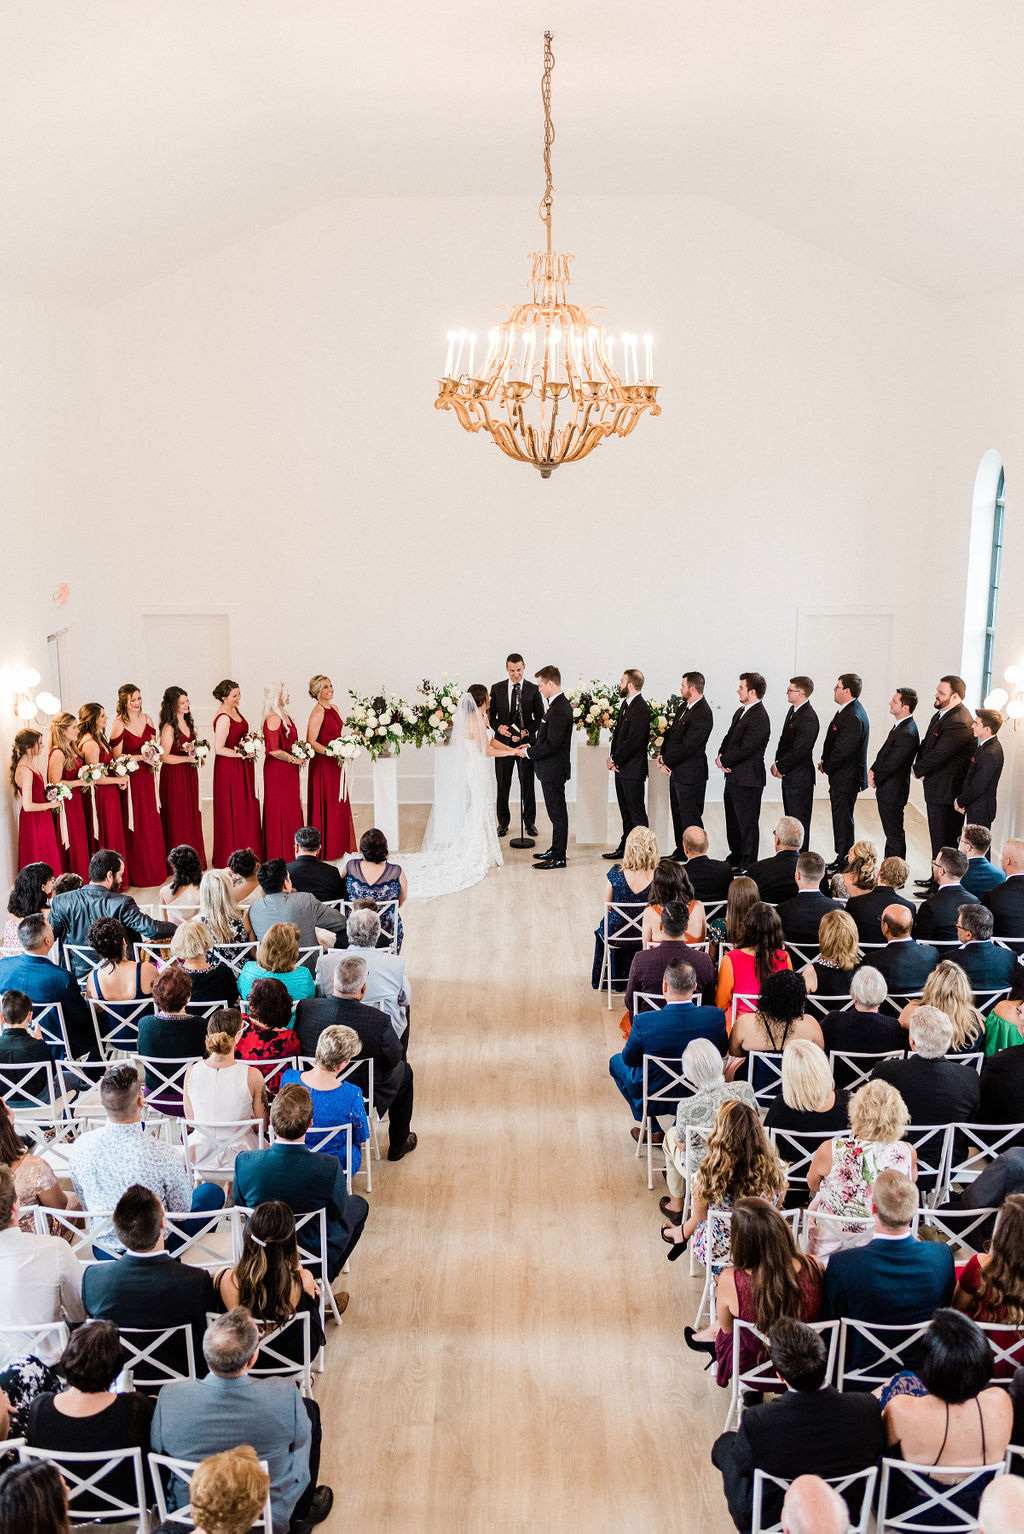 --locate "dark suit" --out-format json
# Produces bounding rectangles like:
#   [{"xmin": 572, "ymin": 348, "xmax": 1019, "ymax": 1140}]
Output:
[
  {"xmin": 953, "ymin": 940, "xmax": 1021, "ymax": 1002},
  {"xmin": 490, "ymin": 676, "xmax": 544, "ymax": 830},
  {"xmin": 773, "ymin": 703, "xmax": 820, "ymax": 849},
  {"xmin": 610, "ymin": 1002, "xmax": 727, "ymax": 1120},
  {"xmin": 0, "ymin": 950, "xmax": 94, "ymax": 1058},
  {"xmin": 821, "ymin": 1008, "xmax": 906, "ymax": 1086},
  {"xmin": 83, "ymin": 1251, "xmax": 215, "ymax": 1373},
  {"xmin": 914, "ymin": 703, "xmax": 975, "ymax": 856},
  {"xmin": 870, "ymin": 717, "xmax": 920, "ymax": 859},
  {"xmin": 609, "ymin": 694, "xmax": 651, "ymax": 843},
  {"xmin": 683, "ymin": 854, "xmax": 734, "ymax": 903},
  {"xmin": 49, "ymin": 884, "xmax": 175, "ymax": 979},
  {"xmin": 915, "ymin": 883, "xmax": 979, "ymax": 943},
  {"xmin": 958, "ymin": 737, "xmax": 1004, "ymax": 829},
  {"xmin": 294, "ymin": 994, "xmax": 413, "ymax": 1146},
  {"xmin": 844, "ymin": 886, "xmax": 916, "ymax": 946},
  {"xmin": 775, "ymin": 890, "xmax": 838, "ymax": 945},
  {"xmin": 711, "ymin": 1386, "xmax": 885, "ymax": 1532},
  {"xmin": 747, "ymin": 849, "xmax": 799, "ymax": 905},
  {"xmin": 962, "ymin": 856, "xmax": 1006, "ymax": 898},
  {"xmin": 719, "ymin": 702, "xmax": 771, "ymax": 869},
  {"xmin": 623, "ymin": 940, "xmax": 716, "ymax": 1015},
  {"xmin": 821, "ymin": 699, "xmax": 869, "ymax": 864},
  {"xmin": 286, "ymin": 856, "xmax": 346, "ymax": 903},
  {"xmin": 979, "ymin": 1046, "xmax": 1024, "ymax": 1127},
  {"xmin": 233, "ymin": 1142, "xmax": 368, "ymax": 1281},
  {"xmin": 661, "ymin": 696, "xmax": 713, "ymax": 845},
  {"xmin": 983, "ymin": 875, "xmax": 1024, "ymax": 954},
  {"xmin": 528, "ymin": 692, "xmax": 573, "ymax": 860},
  {"xmin": 871, "ymin": 1054, "xmax": 981, "ymax": 1128},
  {"xmin": 872, "ymin": 939, "xmax": 940, "ymax": 996},
  {"xmin": 823, "ymin": 1234, "xmax": 955, "ymax": 1371}
]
